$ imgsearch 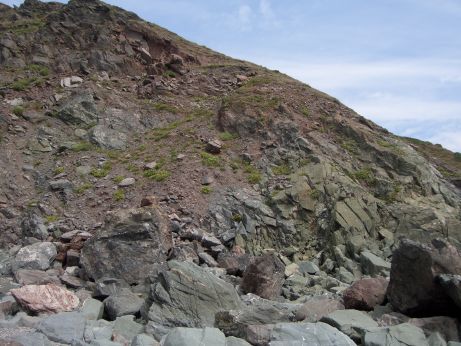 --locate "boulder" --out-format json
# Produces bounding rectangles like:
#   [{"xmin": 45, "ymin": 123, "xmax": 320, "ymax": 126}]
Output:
[
  {"xmin": 217, "ymin": 253, "xmax": 252, "ymax": 276},
  {"xmin": 321, "ymin": 309, "xmax": 379, "ymax": 342},
  {"xmin": 10, "ymin": 332, "xmax": 51, "ymax": 346},
  {"xmin": 103, "ymin": 289, "xmax": 144, "ymax": 320},
  {"xmin": 295, "ymin": 296, "xmax": 345, "ymax": 322},
  {"xmin": 12, "ymin": 242, "xmax": 56, "ymax": 271},
  {"xmin": 20, "ymin": 211, "xmax": 48, "ymax": 240},
  {"xmin": 387, "ymin": 239, "xmax": 461, "ymax": 316},
  {"xmin": 131, "ymin": 333, "xmax": 160, "ymax": 346},
  {"xmin": 81, "ymin": 207, "xmax": 172, "ymax": 285},
  {"xmin": 205, "ymin": 139, "xmax": 222, "ymax": 154},
  {"xmin": 408, "ymin": 316, "xmax": 460, "ymax": 343},
  {"xmin": 241, "ymin": 254, "xmax": 285, "ymax": 299},
  {"xmin": 57, "ymin": 90, "xmax": 98, "ymax": 126},
  {"xmin": 437, "ymin": 274, "xmax": 461, "ymax": 309},
  {"xmin": 81, "ymin": 297, "xmax": 104, "ymax": 320},
  {"xmin": 363, "ymin": 323, "xmax": 429, "ymax": 346},
  {"xmin": 14, "ymin": 269, "xmax": 60, "ymax": 285},
  {"xmin": 11, "ymin": 284, "xmax": 80, "ymax": 313},
  {"xmin": 360, "ymin": 251, "xmax": 391, "ymax": 277},
  {"xmin": 112, "ymin": 315, "xmax": 144, "ymax": 343},
  {"xmin": 269, "ymin": 322, "xmax": 356, "ymax": 346},
  {"xmin": 89, "ymin": 125, "xmax": 127, "ymax": 150},
  {"xmin": 37, "ymin": 311, "xmax": 86, "ymax": 344},
  {"xmin": 343, "ymin": 277, "xmax": 389, "ymax": 311},
  {"xmin": 146, "ymin": 260, "xmax": 241, "ymax": 338}
]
